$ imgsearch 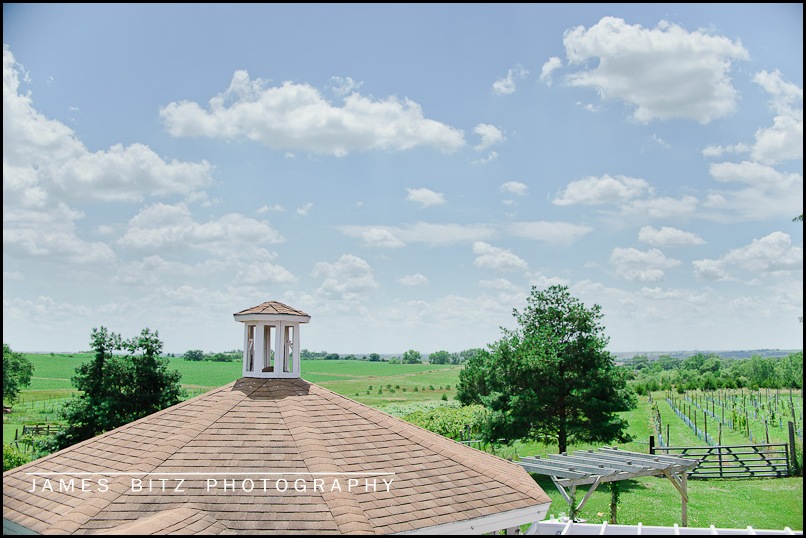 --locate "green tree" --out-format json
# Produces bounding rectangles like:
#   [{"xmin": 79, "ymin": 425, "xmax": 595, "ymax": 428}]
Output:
[
  {"xmin": 369, "ymin": 353, "xmax": 381, "ymax": 362},
  {"xmin": 428, "ymin": 350, "xmax": 451, "ymax": 364},
  {"xmin": 3, "ymin": 343, "xmax": 34, "ymax": 405},
  {"xmin": 402, "ymin": 349, "xmax": 422, "ymax": 364},
  {"xmin": 456, "ymin": 348, "xmax": 483, "ymax": 364},
  {"xmin": 183, "ymin": 349, "xmax": 204, "ymax": 361},
  {"xmin": 457, "ymin": 285, "xmax": 636, "ymax": 453},
  {"xmin": 55, "ymin": 327, "xmax": 184, "ymax": 450}
]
